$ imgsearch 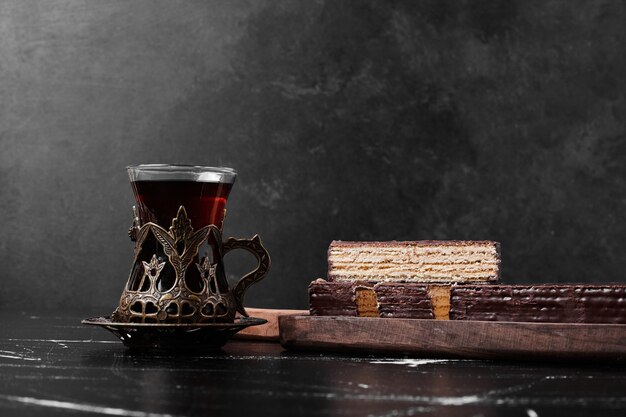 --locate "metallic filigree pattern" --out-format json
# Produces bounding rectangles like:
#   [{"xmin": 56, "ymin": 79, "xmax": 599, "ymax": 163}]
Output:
[
  {"xmin": 113, "ymin": 206, "xmax": 270, "ymax": 324},
  {"xmin": 138, "ymin": 255, "xmax": 165, "ymax": 293}
]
